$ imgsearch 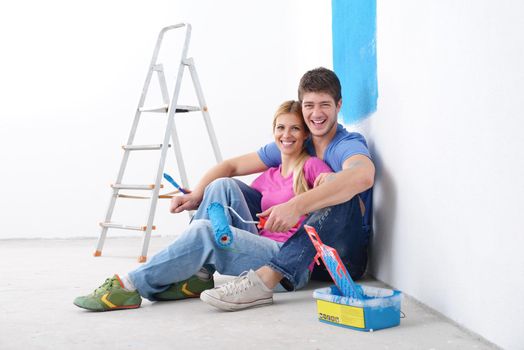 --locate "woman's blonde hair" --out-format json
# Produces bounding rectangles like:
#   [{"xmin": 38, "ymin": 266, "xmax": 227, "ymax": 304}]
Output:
[{"xmin": 272, "ymin": 100, "xmax": 310, "ymax": 195}]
